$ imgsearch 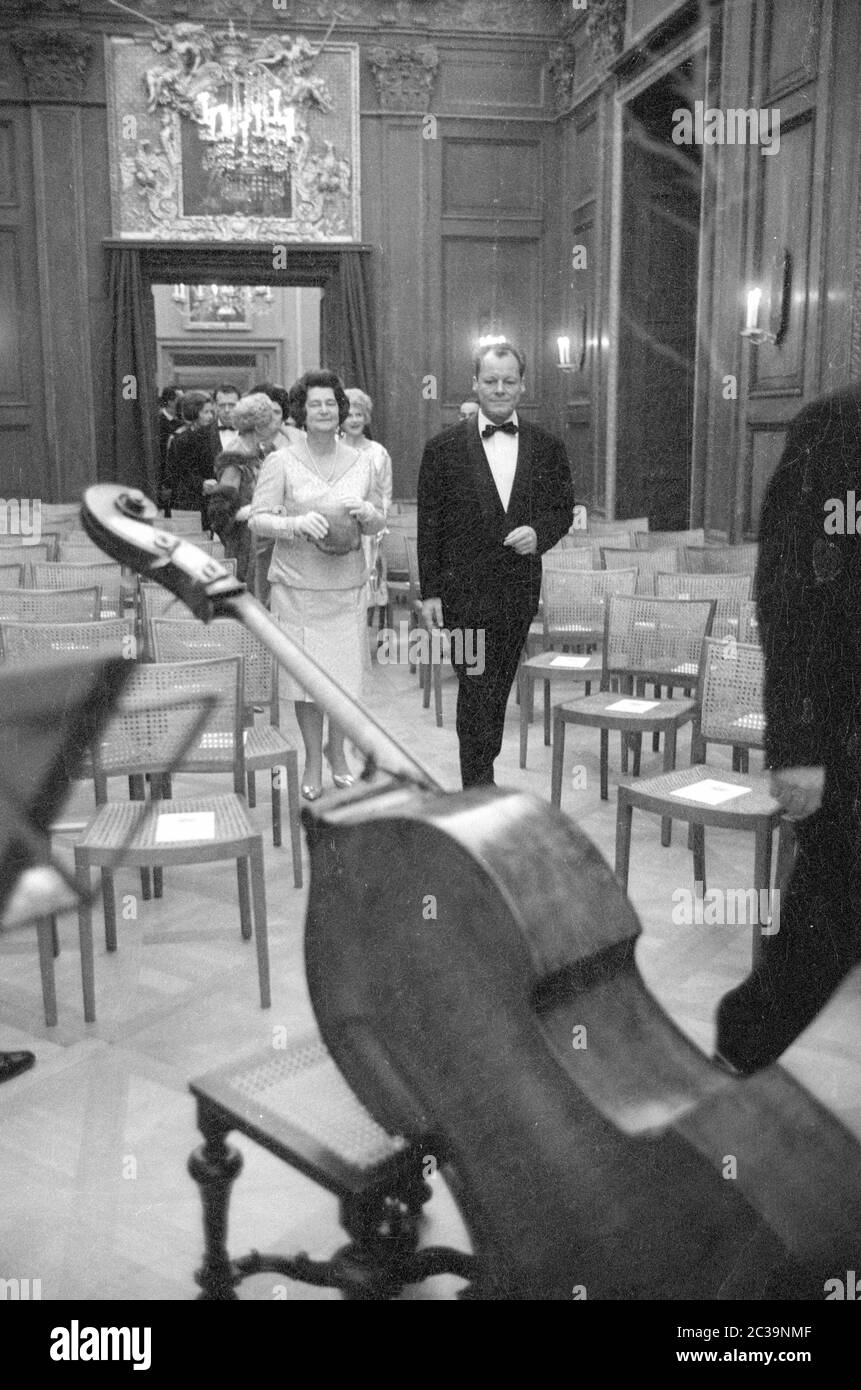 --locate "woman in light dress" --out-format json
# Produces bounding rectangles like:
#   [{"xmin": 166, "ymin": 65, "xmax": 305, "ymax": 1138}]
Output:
[
  {"xmin": 248, "ymin": 370, "xmax": 386, "ymax": 799},
  {"xmin": 342, "ymin": 388, "xmax": 393, "ymax": 618}
]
